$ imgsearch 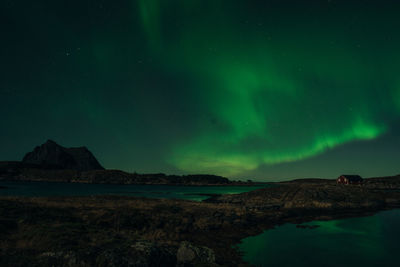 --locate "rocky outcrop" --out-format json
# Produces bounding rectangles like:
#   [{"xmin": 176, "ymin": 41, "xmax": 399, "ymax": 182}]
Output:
[
  {"xmin": 129, "ymin": 241, "xmax": 177, "ymax": 266},
  {"xmin": 22, "ymin": 140, "xmax": 104, "ymax": 171},
  {"xmin": 35, "ymin": 241, "xmax": 177, "ymax": 267},
  {"xmin": 0, "ymin": 196, "xmax": 248, "ymax": 266},
  {"xmin": 177, "ymin": 241, "xmax": 217, "ymax": 266},
  {"xmin": 2, "ymin": 176, "xmax": 400, "ymax": 266},
  {"xmin": 206, "ymin": 179, "xmax": 400, "ymax": 213},
  {"xmin": 32, "ymin": 241, "xmax": 217, "ymax": 267}
]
